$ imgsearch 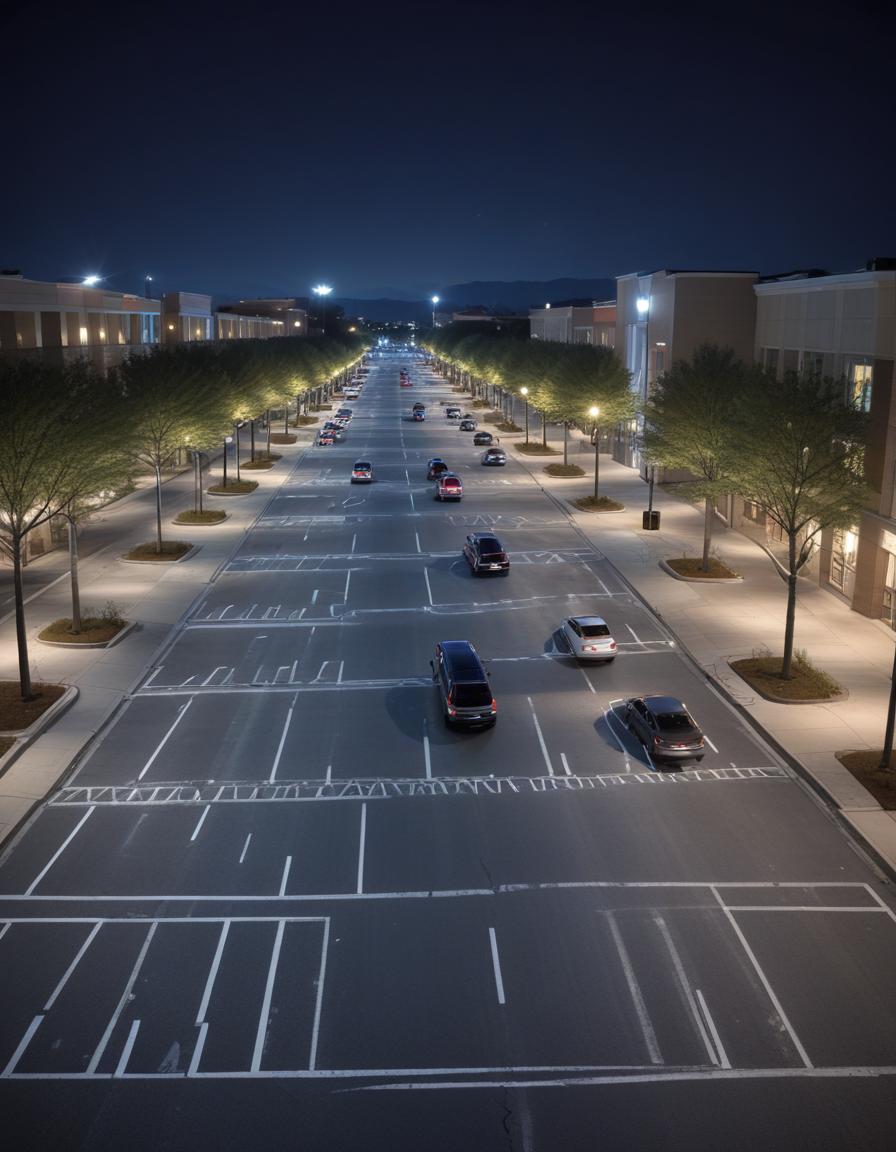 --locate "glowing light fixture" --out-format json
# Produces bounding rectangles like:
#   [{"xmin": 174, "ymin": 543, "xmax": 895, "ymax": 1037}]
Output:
[
  {"xmin": 636, "ymin": 296, "xmax": 649, "ymax": 315},
  {"xmin": 82, "ymin": 275, "xmax": 101, "ymax": 286}
]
